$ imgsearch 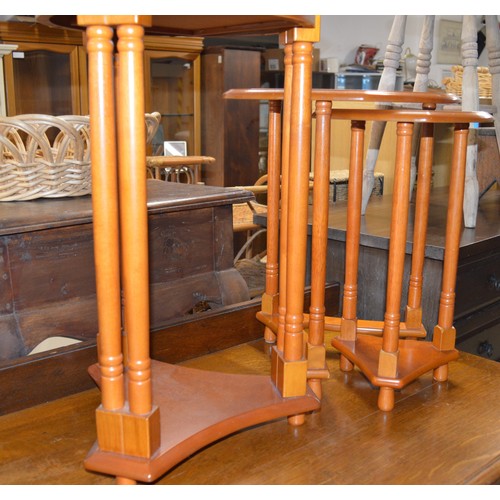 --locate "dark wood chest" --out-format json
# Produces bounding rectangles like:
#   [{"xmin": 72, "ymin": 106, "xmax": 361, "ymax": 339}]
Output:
[{"xmin": 0, "ymin": 180, "xmax": 252, "ymax": 361}]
